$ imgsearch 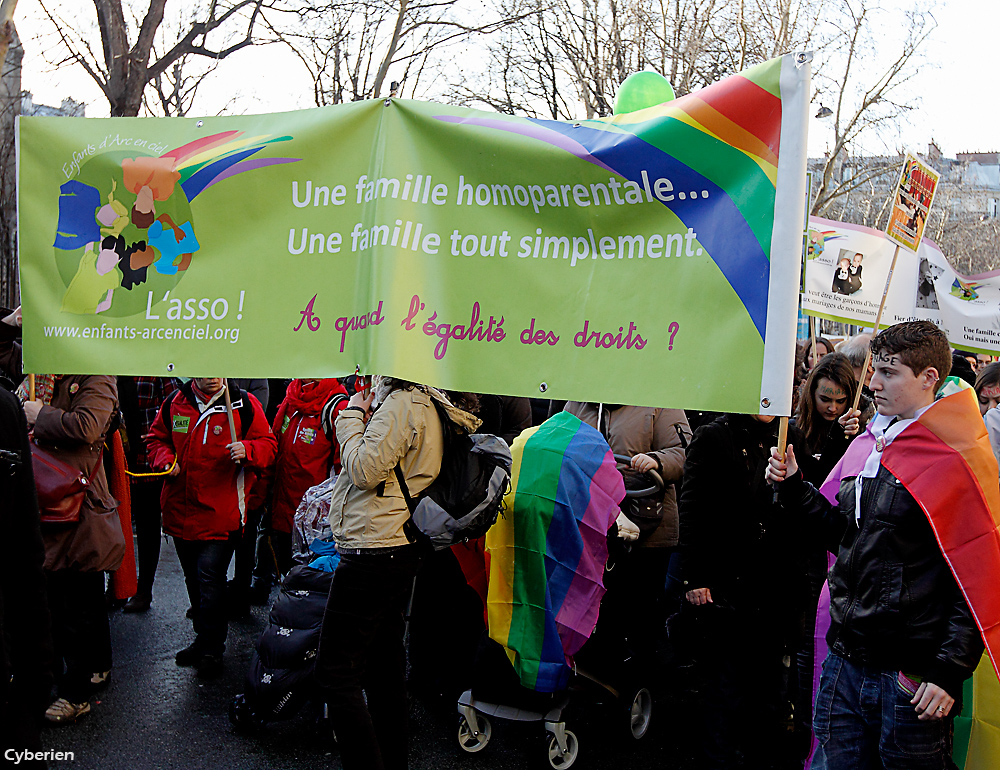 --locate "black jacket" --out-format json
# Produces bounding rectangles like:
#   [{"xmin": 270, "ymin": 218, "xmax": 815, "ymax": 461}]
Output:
[
  {"xmin": 778, "ymin": 464, "xmax": 983, "ymax": 697},
  {"xmin": 0, "ymin": 388, "xmax": 55, "ymax": 754},
  {"xmin": 679, "ymin": 414, "xmax": 802, "ymax": 611}
]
